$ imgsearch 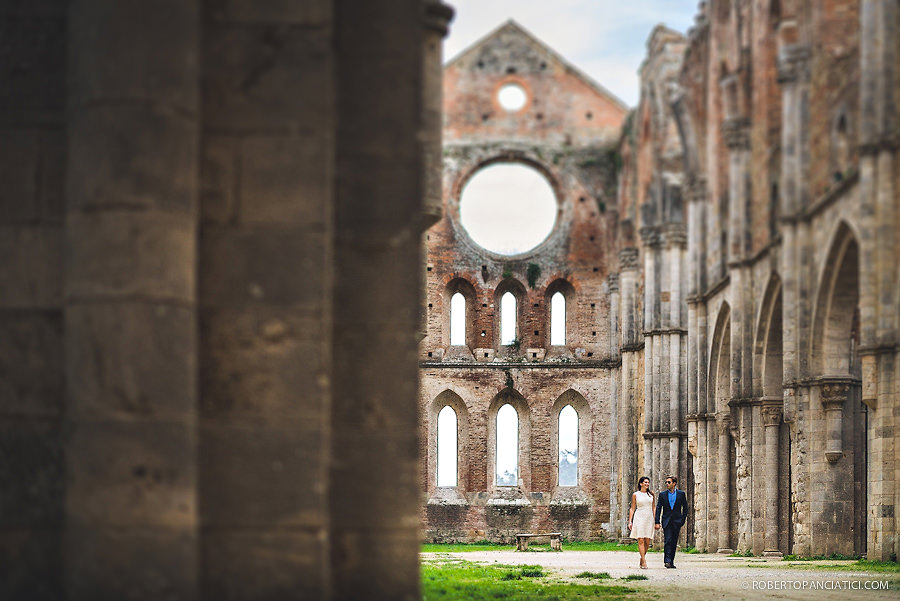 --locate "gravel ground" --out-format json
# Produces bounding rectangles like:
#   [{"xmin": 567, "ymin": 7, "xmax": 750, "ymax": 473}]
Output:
[{"xmin": 422, "ymin": 550, "xmax": 900, "ymax": 600}]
